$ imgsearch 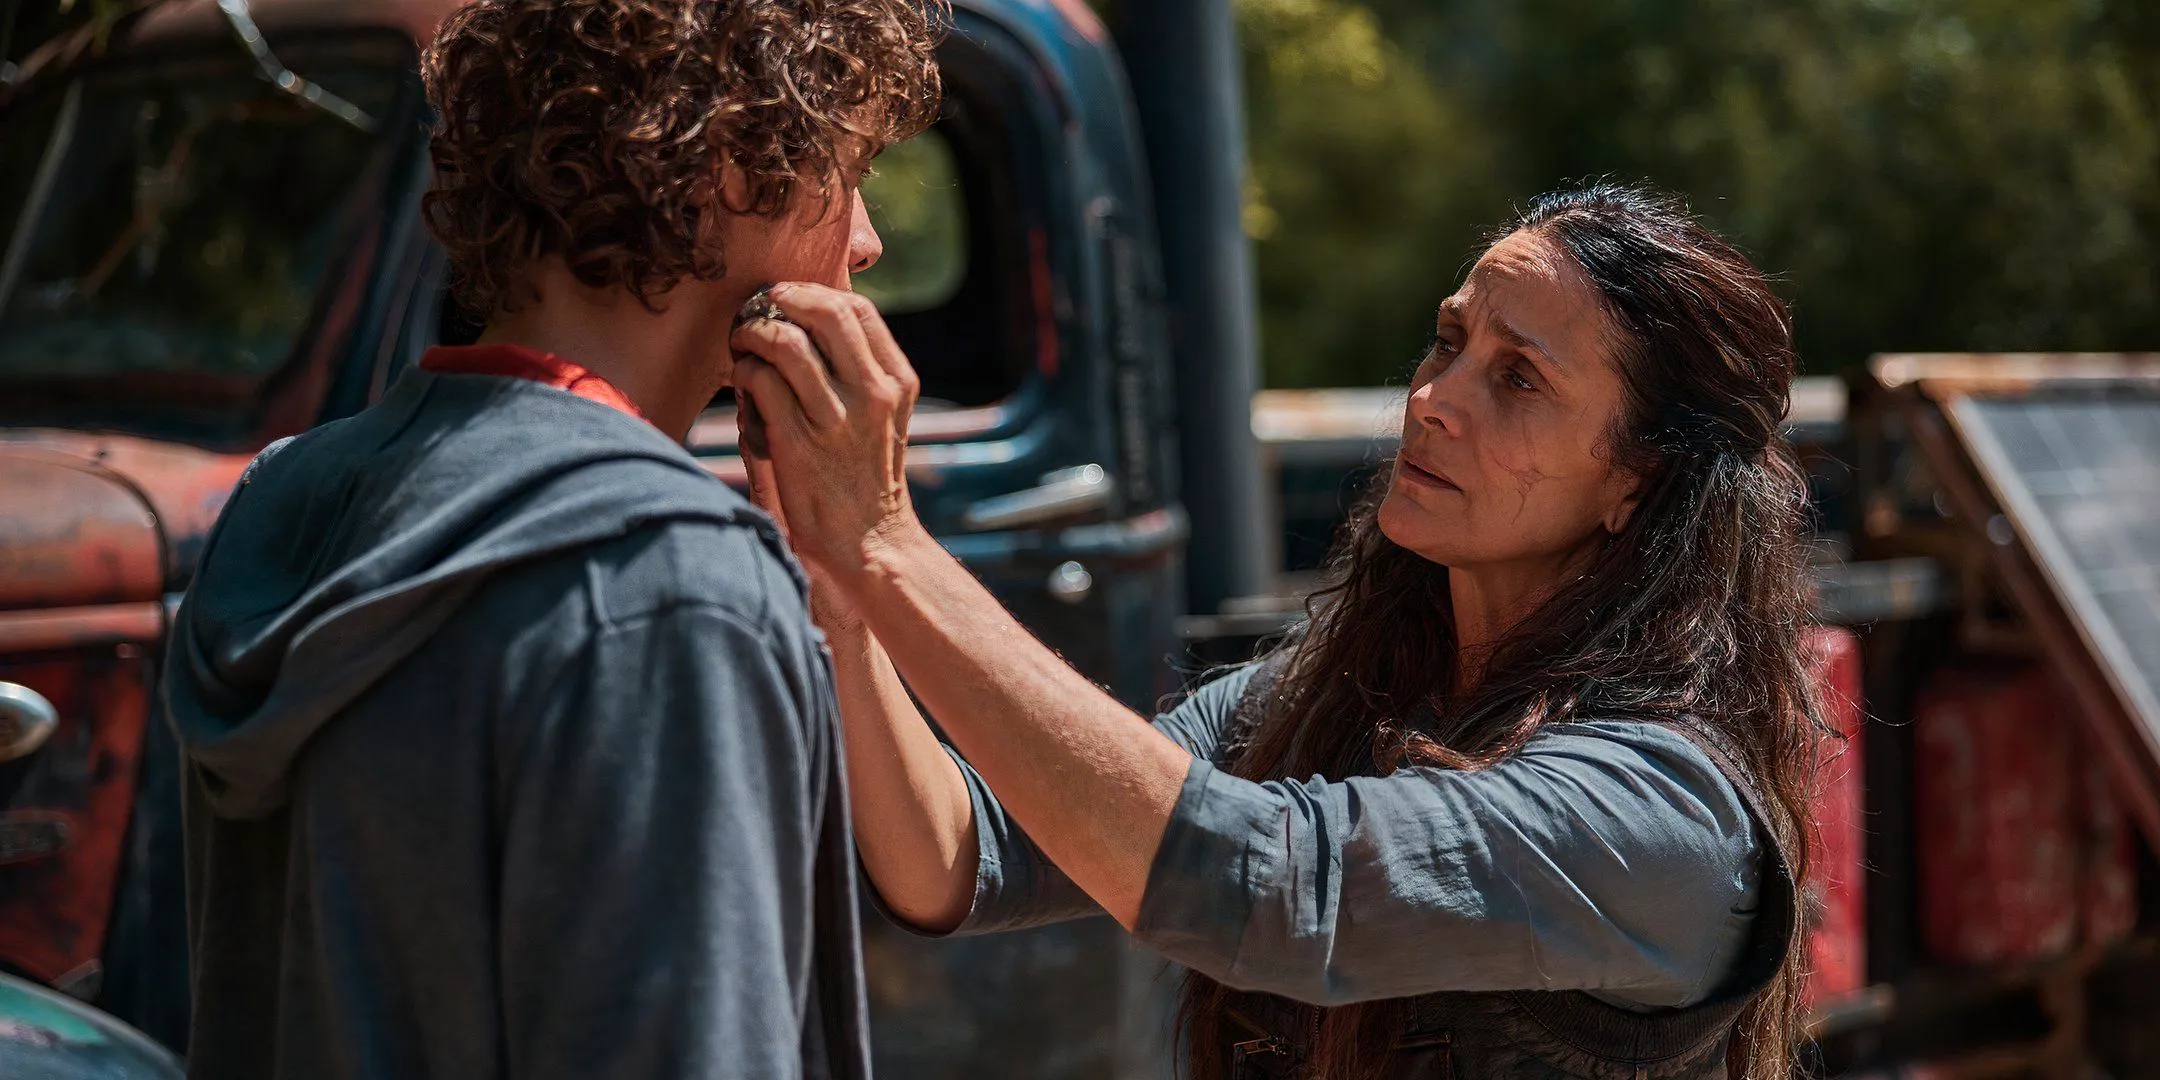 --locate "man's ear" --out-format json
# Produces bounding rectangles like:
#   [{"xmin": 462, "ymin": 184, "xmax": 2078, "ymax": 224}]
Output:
[{"xmin": 717, "ymin": 157, "xmax": 757, "ymax": 215}]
